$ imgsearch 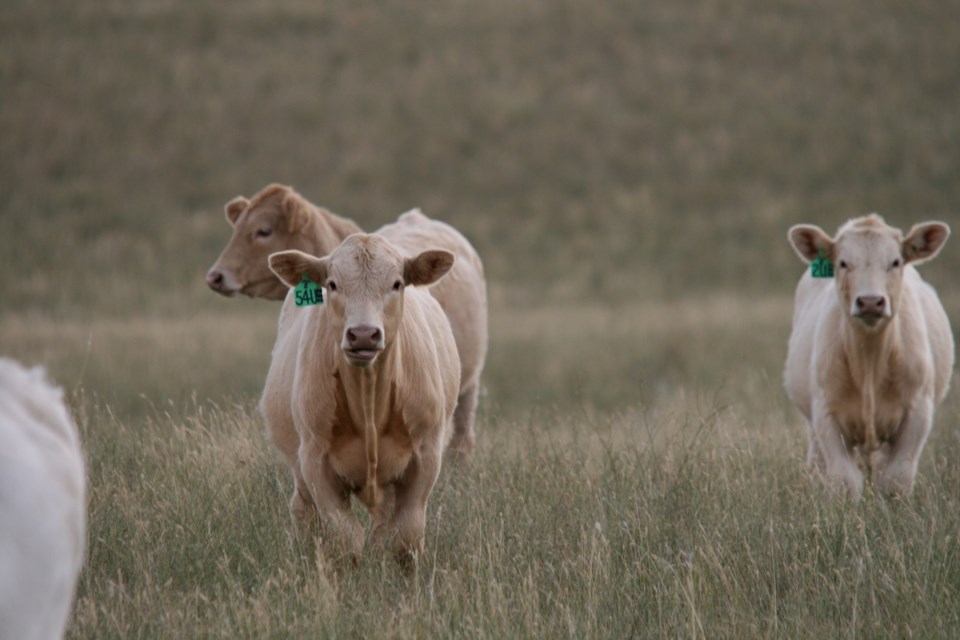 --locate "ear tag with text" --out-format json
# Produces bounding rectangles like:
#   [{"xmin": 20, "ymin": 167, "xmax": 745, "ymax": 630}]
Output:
[
  {"xmin": 294, "ymin": 275, "xmax": 324, "ymax": 307},
  {"xmin": 811, "ymin": 250, "xmax": 834, "ymax": 279}
]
